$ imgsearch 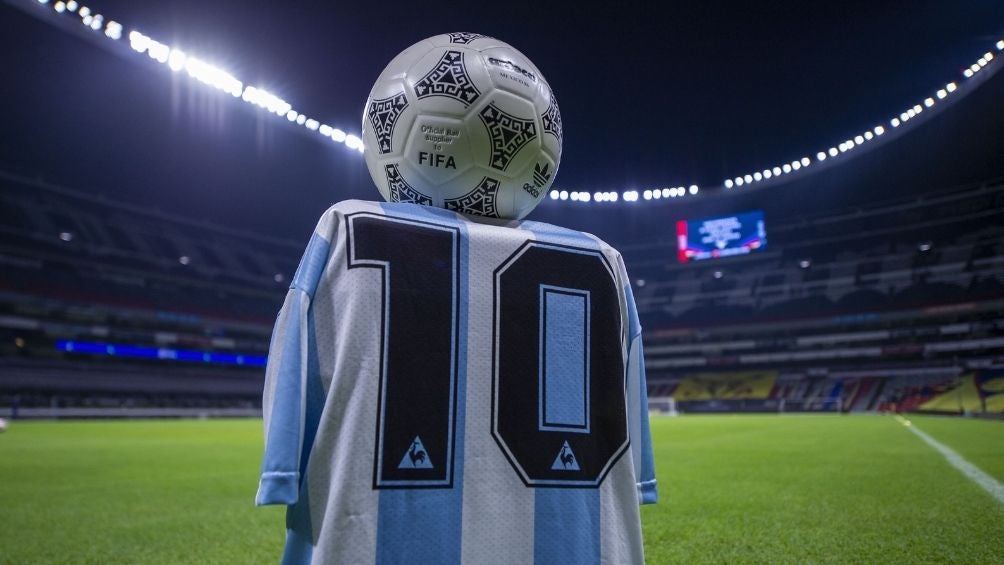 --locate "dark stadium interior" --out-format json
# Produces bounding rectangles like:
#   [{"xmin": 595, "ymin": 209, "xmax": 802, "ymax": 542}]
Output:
[{"xmin": 1, "ymin": 2, "xmax": 1003, "ymax": 418}]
